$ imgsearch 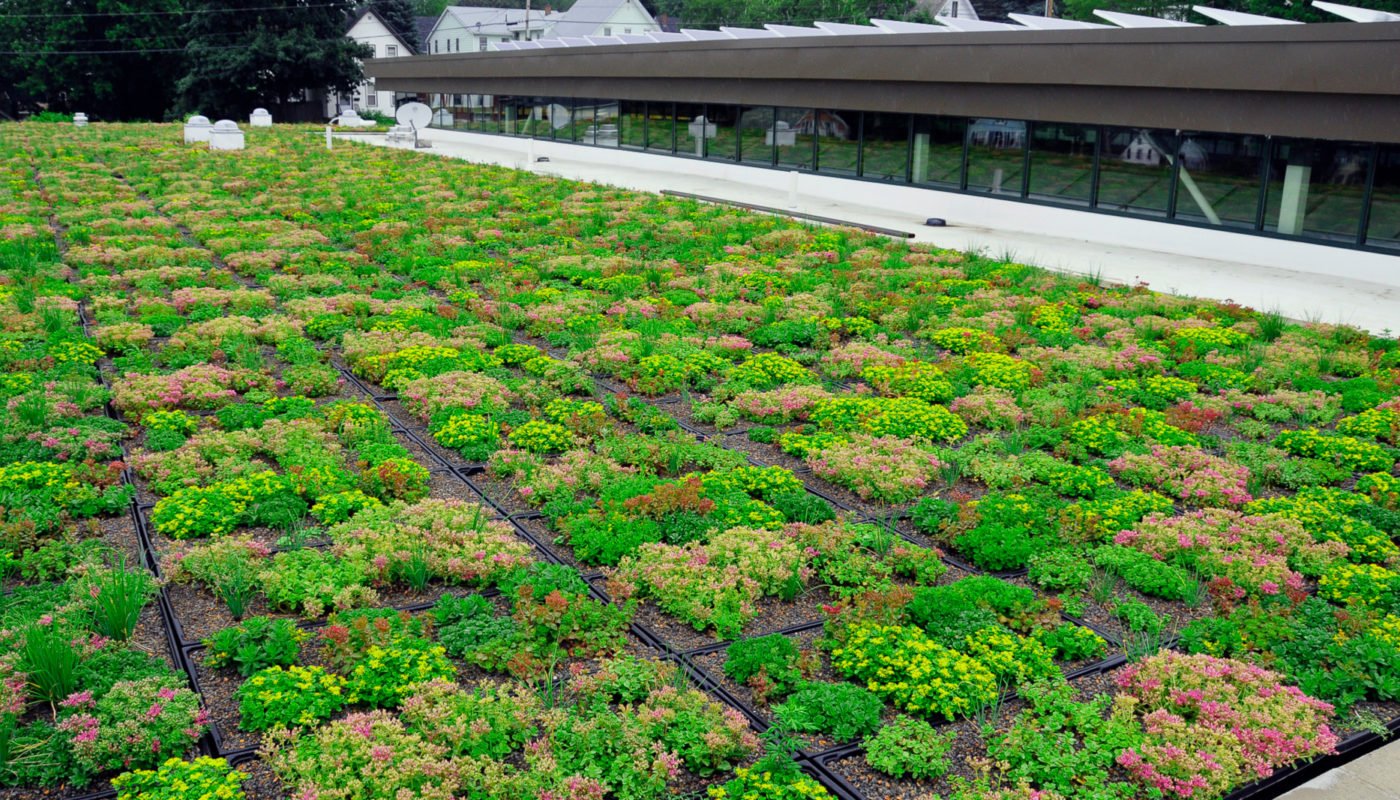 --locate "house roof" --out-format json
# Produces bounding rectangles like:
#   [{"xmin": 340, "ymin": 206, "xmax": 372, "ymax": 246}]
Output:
[
  {"xmin": 550, "ymin": 0, "xmax": 654, "ymax": 38},
  {"xmin": 415, "ymin": 16, "xmax": 437, "ymax": 52},
  {"xmin": 435, "ymin": 5, "xmax": 561, "ymax": 38},
  {"xmin": 346, "ymin": 9, "xmax": 416, "ymax": 53}
]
